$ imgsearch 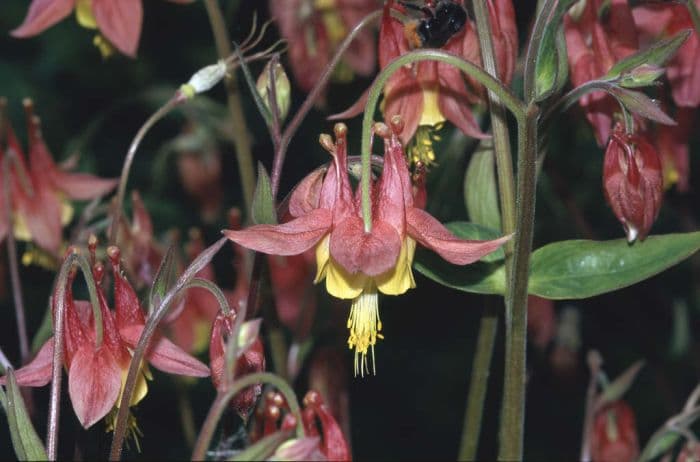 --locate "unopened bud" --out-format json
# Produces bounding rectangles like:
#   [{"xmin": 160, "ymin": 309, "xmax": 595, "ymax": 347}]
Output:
[
  {"xmin": 179, "ymin": 60, "xmax": 228, "ymax": 99},
  {"xmin": 618, "ymin": 65, "xmax": 665, "ymax": 89},
  {"xmin": 256, "ymin": 60, "xmax": 291, "ymax": 122}
]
